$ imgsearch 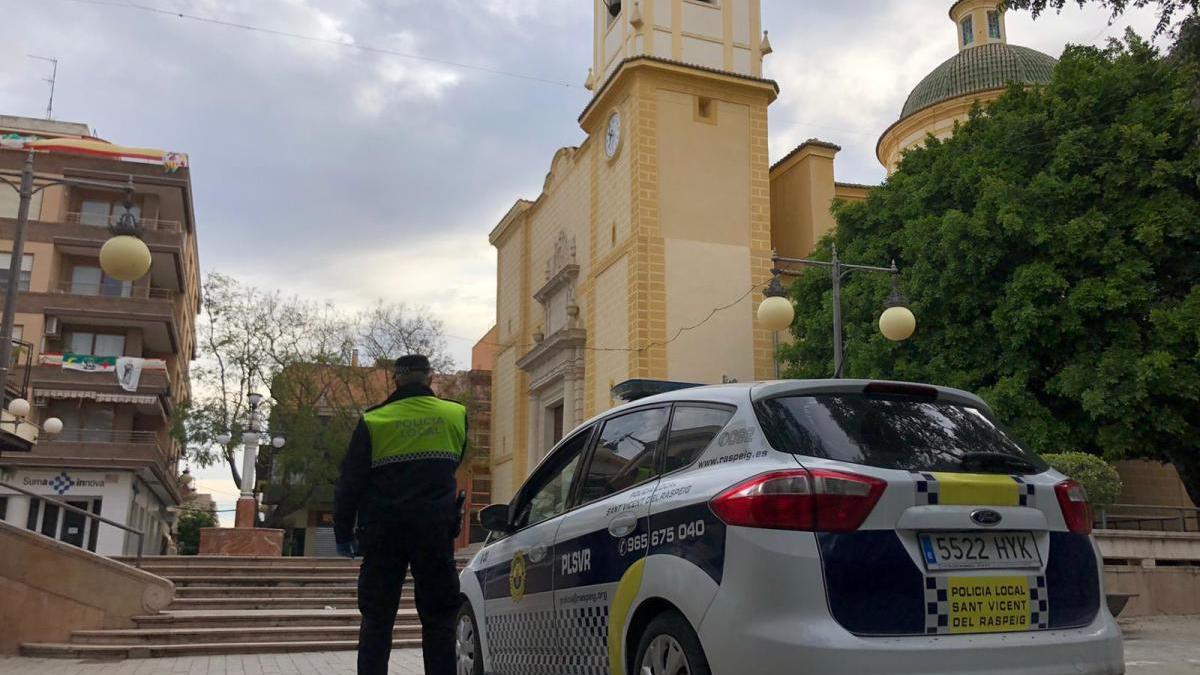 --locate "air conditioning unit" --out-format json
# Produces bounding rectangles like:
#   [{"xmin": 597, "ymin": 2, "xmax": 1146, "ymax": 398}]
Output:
[
  {"xmin": 33, "ymin": 395, "xmax": 48, "ymax": 408},
  {"xmin": 44, "ymin": 316, "xmax": 60, "ymax": 337}
]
